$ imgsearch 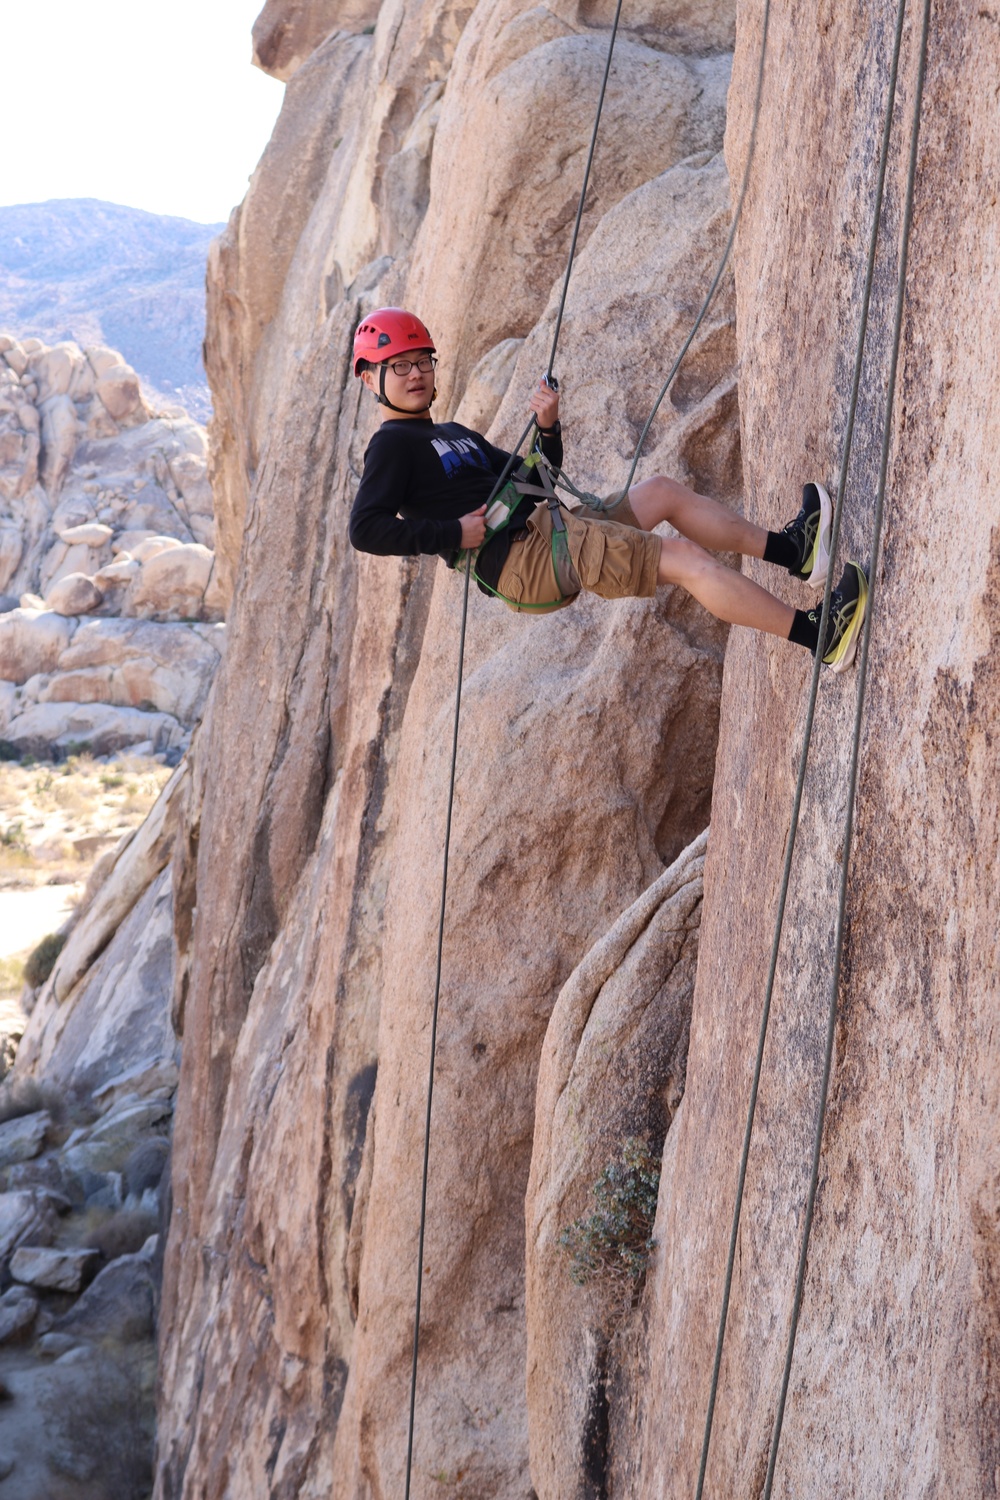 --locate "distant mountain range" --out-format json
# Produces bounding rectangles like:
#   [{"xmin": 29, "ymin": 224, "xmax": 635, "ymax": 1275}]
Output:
[{"xmin": 0, "ymin": 200, "xmax": 225, "ymax": 422}]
